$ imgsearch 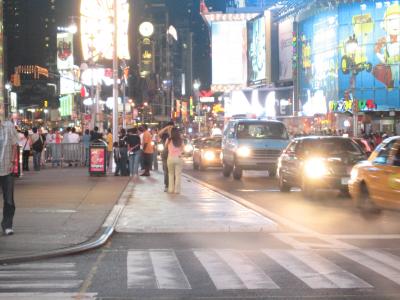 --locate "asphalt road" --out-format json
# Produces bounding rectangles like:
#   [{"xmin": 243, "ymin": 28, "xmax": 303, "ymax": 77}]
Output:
[{"xmin": 0, "ymin": 160, "xmax": 399, "ymax": 299}]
